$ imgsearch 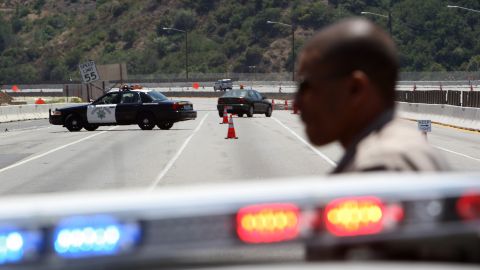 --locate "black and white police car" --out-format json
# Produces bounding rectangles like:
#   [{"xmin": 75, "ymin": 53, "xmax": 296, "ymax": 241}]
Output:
[{"xmin": 49, "ymin": 86, "xmax": 197, "ymax": 132}]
